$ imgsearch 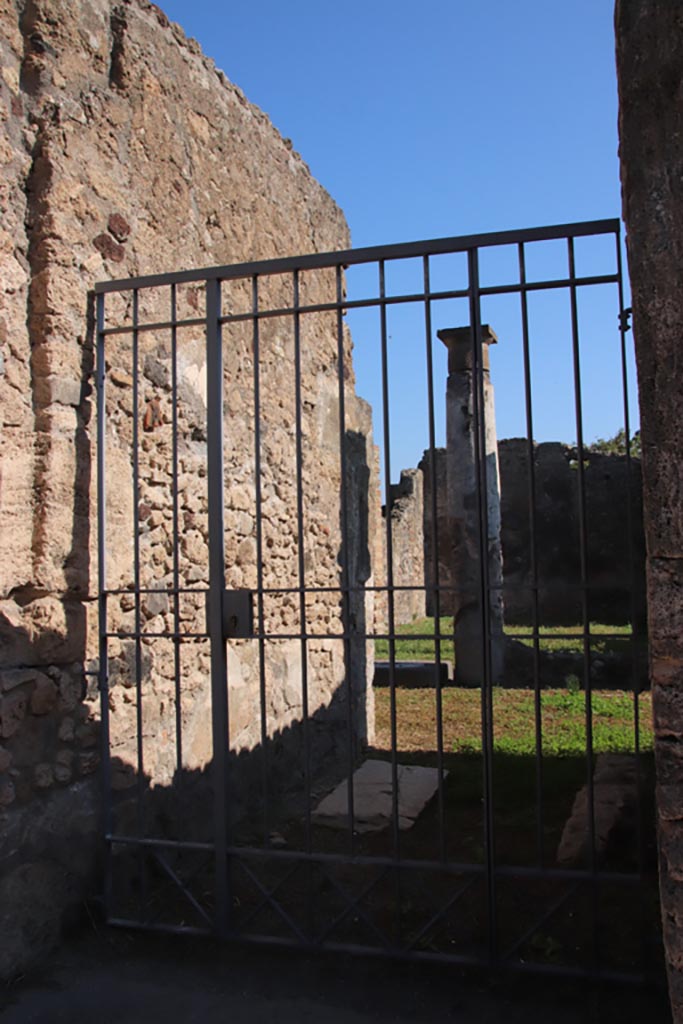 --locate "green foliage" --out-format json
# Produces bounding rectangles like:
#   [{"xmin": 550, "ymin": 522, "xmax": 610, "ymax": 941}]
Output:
[
  {"xmin": 374, "ymin": 684, "xmax": 653, "ymax": 759},
  {"xmin": 448, "ymin": 688, "xmax": 651, "ymax": 757},
  {"xmin": 587, "ymin": 427, "xmax": 641, "ymax": 458},
  {"xmin": 375, "ymin": 618, "xmax": 633, "ymax": 665}
]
